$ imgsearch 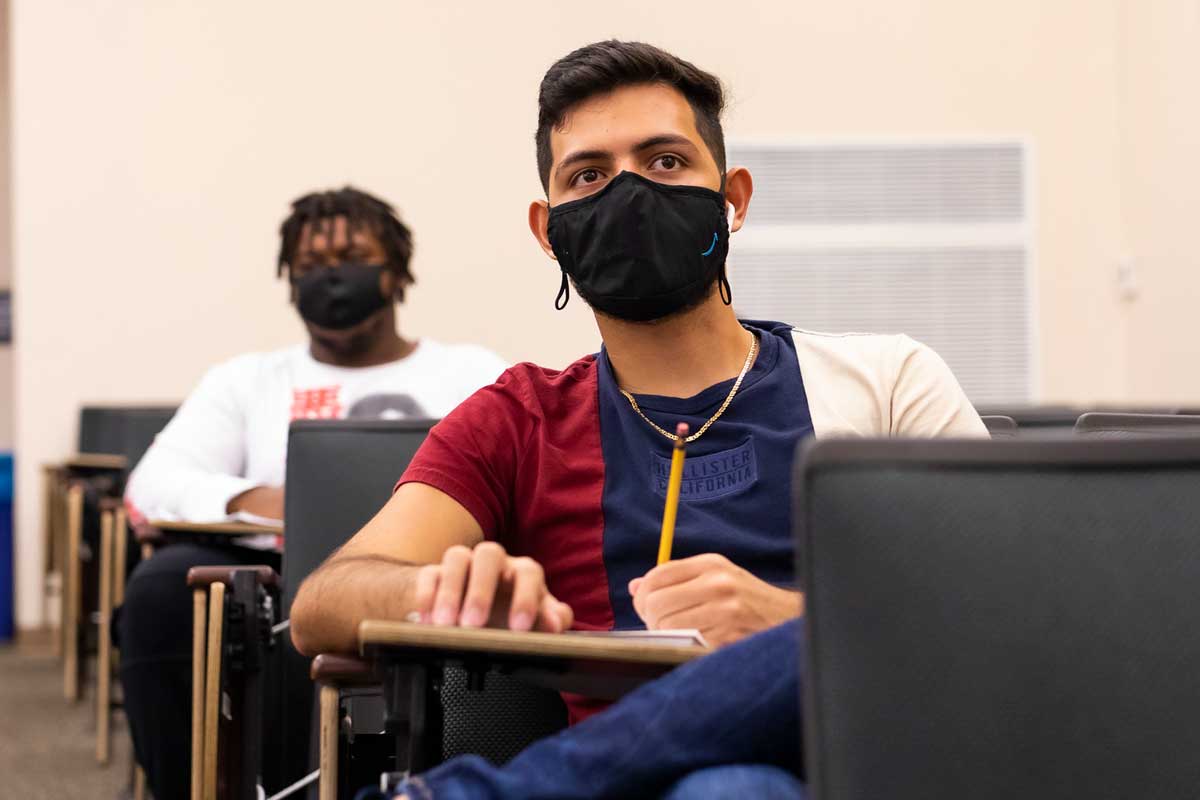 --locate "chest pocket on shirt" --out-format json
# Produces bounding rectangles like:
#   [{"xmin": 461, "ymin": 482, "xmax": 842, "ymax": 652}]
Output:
[{"xmin": 650, "ymin": 436, "xmax": 758, "ymax": 502}]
